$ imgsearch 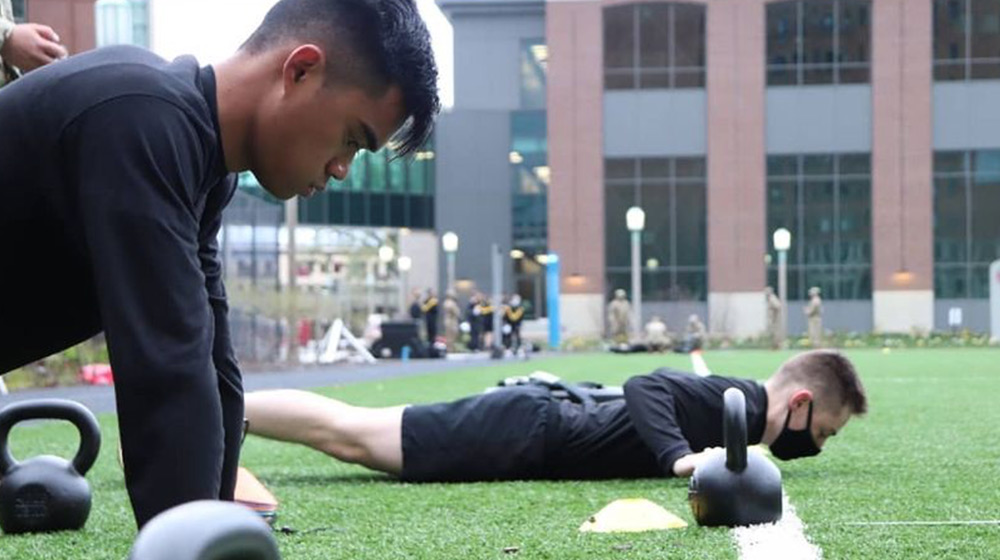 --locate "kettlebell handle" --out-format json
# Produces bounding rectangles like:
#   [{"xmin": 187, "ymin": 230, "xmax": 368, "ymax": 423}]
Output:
[
  {"xmin": 723, "ymin": 388, "xmax": 747, "ymax": 473},
  {"xmin": 0, "ymin": 399, "xmax": 102, "ymax": 476}
]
